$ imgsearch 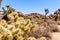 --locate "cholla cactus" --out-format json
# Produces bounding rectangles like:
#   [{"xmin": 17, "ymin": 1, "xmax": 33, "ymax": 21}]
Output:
[
  {"xmin": 17, "ymin": 36, "xmax": 24, "ymax": 40},
  {"xmin": 39, "ymin": 37, "xmax": 47, "ymax": 40},
  {"xmin": 0, "ymin": 25, "xmax": 13, "ymax": 40},
  {"xmin": 27, "ymin": 37, "xmax": 36, "ymax": 40},
  {"xmin": 0, "ymin": 11, "xmax": 35, "ymax": 40},
  {"xmin": 0, "ymin": 19, "xmax": 7, "ymax": 27},
  {"xmin": 7, "ymin": 12, "xmax": 19, "ymax": 22}
]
